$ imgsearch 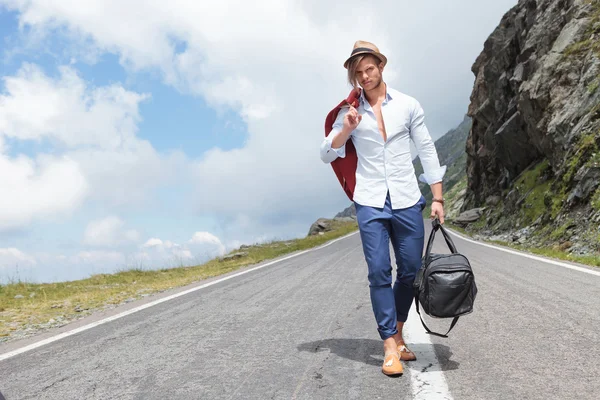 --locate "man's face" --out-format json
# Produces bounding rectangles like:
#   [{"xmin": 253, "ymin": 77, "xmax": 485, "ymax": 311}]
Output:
[{"xmin": 355, "ymin": 55, "xmax": 383, "ymax": 90}]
